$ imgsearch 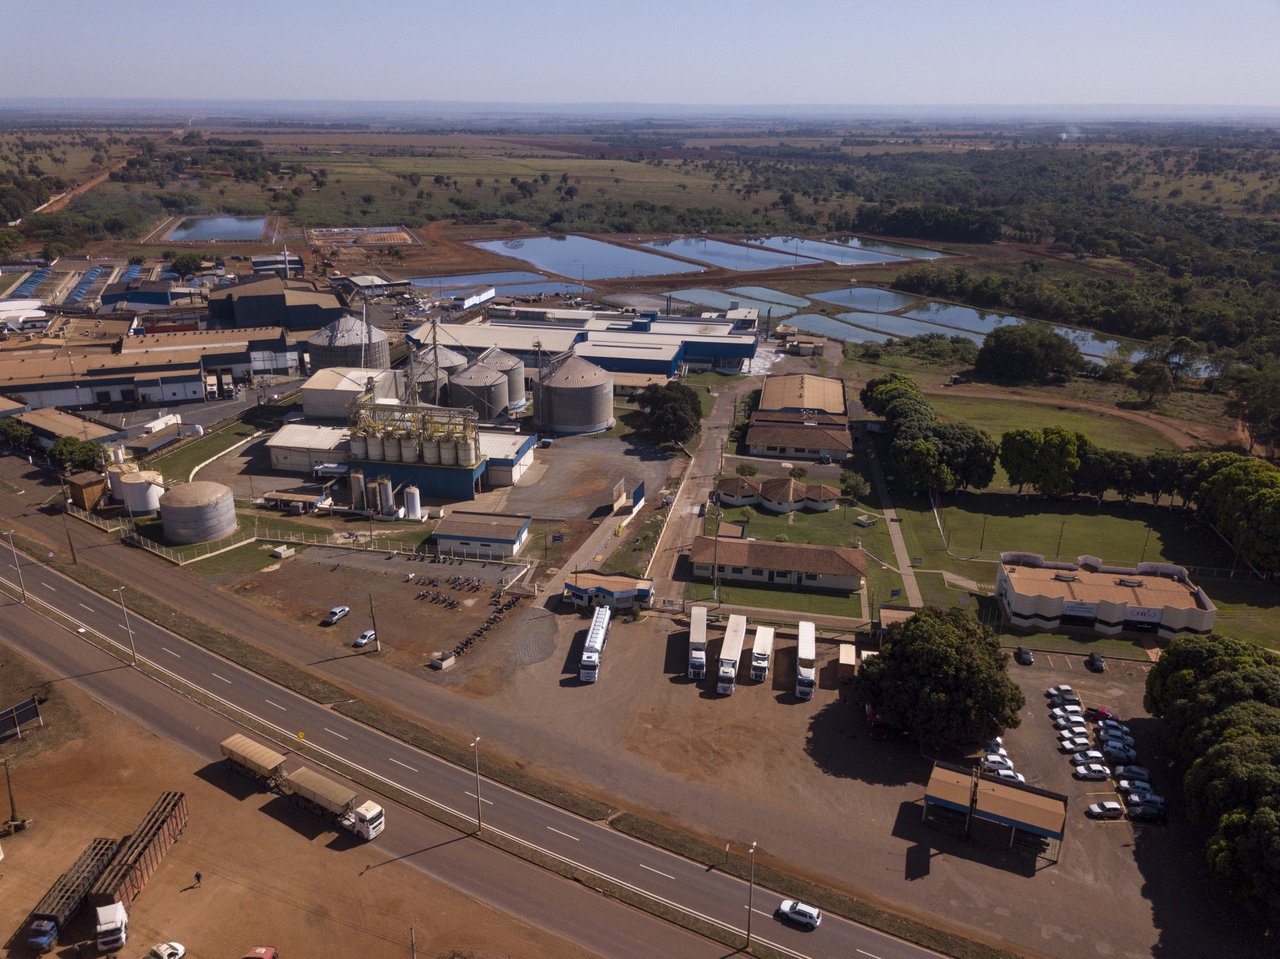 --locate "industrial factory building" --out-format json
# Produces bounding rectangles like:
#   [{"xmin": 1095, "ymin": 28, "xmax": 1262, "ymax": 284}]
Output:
[
  {"xmin": 431, "ymin": 511, "xmax": 532, "ymax": 558},
  {"xmin": 117, "ymin": 327, "xmax": 302, "ymax": 380},
  {"xmin": 207, "ymin": 276, "xmax": 345, "ymax": 331},
  {"xmin": 301, "ymin": 367, "xmax": 403, "ymax": 420},
  {"xmin": 745, "ymin": 373, "xmax": 853, "ymax": 462}
]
